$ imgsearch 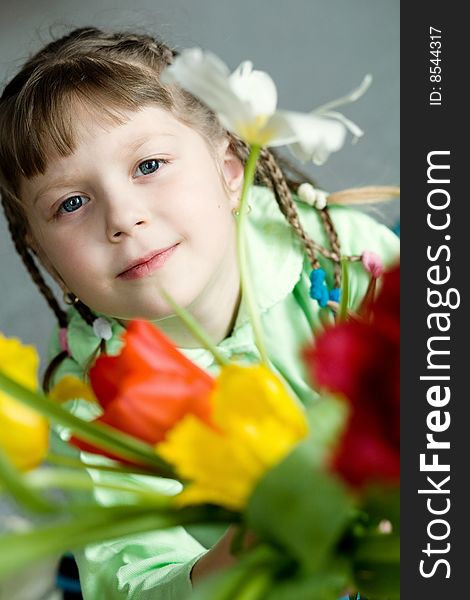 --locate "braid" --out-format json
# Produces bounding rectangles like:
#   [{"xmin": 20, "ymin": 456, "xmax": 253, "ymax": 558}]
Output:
[
  {"xmin": 1, "ymin": 198, "xmax": 68, "ymax": 328},
  {"xmin": 42, "ymin": 351, "xmax": 68, "ymax": 394},
  {"xmin": 257, "ymin": 148, "xmax": 341, "ymax": 266},
  {"xmin": 228, "ymin": 136, "xmax": 344, "ymax": 285},
  {"xmin": 317, "ymin": 208, "xmax": 342, "ymax": 288},
  {"xmin": 268, "ymin": 149, "xmax": 318, "ymax": 192},
  {"xmin": 74, "ymin": 300, "xmax": 97, "ymax": 327}
]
